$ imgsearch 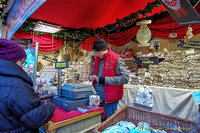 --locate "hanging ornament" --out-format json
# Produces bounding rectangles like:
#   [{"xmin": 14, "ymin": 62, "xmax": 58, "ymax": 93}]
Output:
[
  {"xmin": 184, "ymin": 26, "xmax": 193, "ymax": 45},
  {"xmin": 136, "ymin": 20, "xmax": 152, "ymax": 46},
  {"xmin": 186, "ymin": 26, "xmax": 193, "ymax": 39}
]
